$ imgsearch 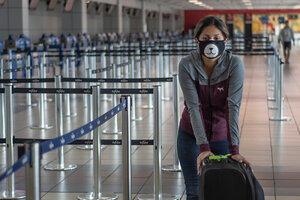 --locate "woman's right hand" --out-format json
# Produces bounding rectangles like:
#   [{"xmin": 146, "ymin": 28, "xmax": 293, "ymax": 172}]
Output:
[{"xmin": 197, "ymin": 151, "xmax": 214, "ymax": 175}]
